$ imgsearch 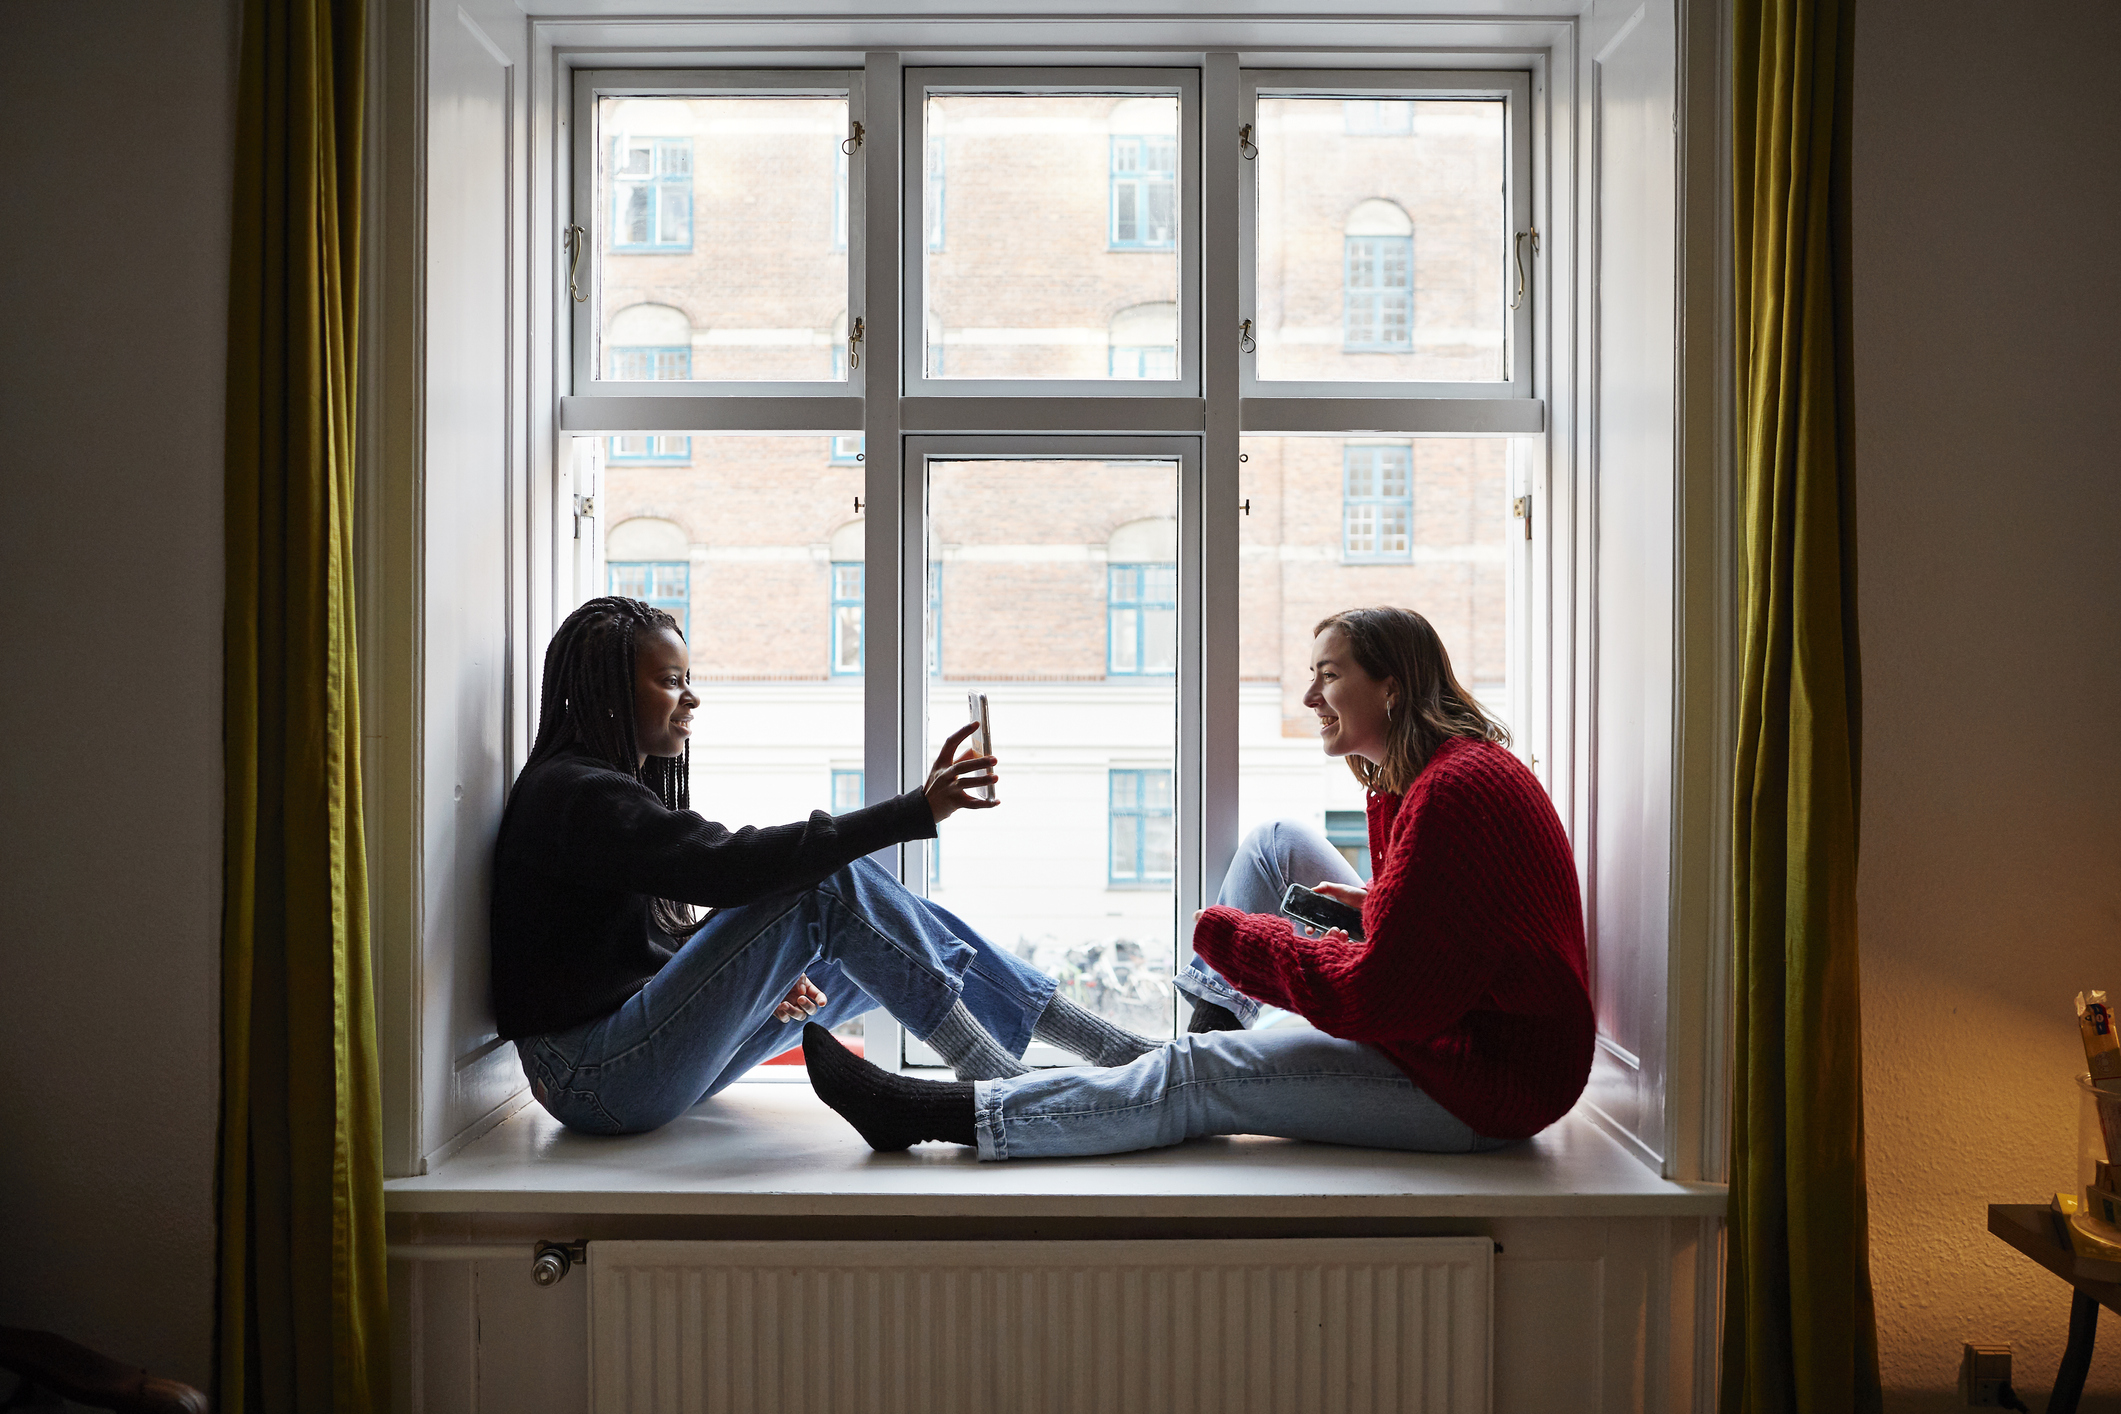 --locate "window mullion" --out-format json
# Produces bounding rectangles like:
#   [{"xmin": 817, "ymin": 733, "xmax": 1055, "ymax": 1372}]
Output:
[{"xmin": 1200, "ymin": 51, "xmax": 1243, "ymax": 954}]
